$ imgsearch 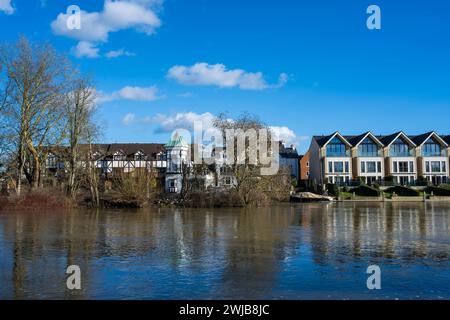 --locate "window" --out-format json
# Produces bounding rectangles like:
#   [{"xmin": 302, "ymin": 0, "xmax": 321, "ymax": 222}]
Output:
[
  {"xmin": 358, "ymin": 137, "xmax": 379, "ymax": 157},
  {"xmin": 334, "ymin": 162, "xmax": 344, "ymax": 173},
  {"xmin": 390, "ymin": 137, "xmax": 411, "ymax": 157},
  {"xmin": 423, "ymin": 137, "xmax": 442, "ymax": 156},
  {"xmin": 326, "ymin": 137, "xmax": 347, "ymax": 157},
  {"xmin": 366, "ymin": 161, "xmax": 376, "ymax": 173},
  {"xmin": 377, "ymin": 161, "xmax": 382, "ymax": 173},
  {"xmin": 306, "ymin": 162, "xmax": 309, "ymax": 167},
  {"xmin": 225, "ymin": 177, "xmax": 232, "ymax": 185},
  {"xmin": 431, "ymin": 161, "xmax": 441, "ymax": 173},
  {"xmin": 345, "ymin": 162, "xmax": 349, "ymax": 173},
  {"xmin": 134, "ymin": 152, "xmax": 147, "ymax": 161},
  {"xmin": 113, "ymin": 151, "xmax": 126, "ymax": 161},
  {"xmin": 393, "ymin": 162, "xmax": 398, "ymax": 173},
  {"xmin": 443, "ymin": 161, "xmax": 447, "ymax": 172},
  {"xmin": 328, "ymin": 161, "xmax": 333, "ymax": 173},
  {"xmin": 398, "ymin": 161, "xmax": 409, "ymax": 173},
  {"xmin": 409, "ymin": 161, "xmax": 414, "ymax": 172},
  {"xmin": 426, "ymin": 161, "xmax": 430, "ymax": 173},
  {"xmin": 361, "ymin": 162, "xmax": 366, "ymax": 173}
]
